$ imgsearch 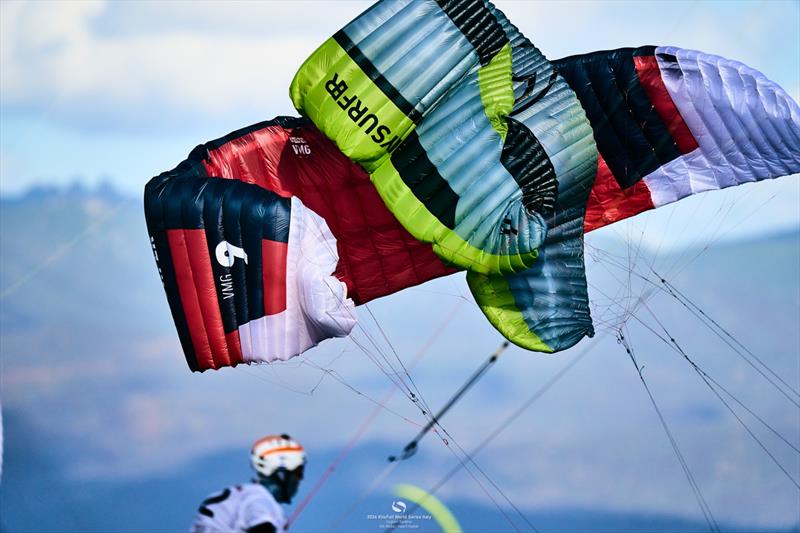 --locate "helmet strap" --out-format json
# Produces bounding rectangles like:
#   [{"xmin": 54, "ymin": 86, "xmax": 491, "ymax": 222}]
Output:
[{"xmin": 257, "ymin": 469, "xmax": 296, "ymax": 504}]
